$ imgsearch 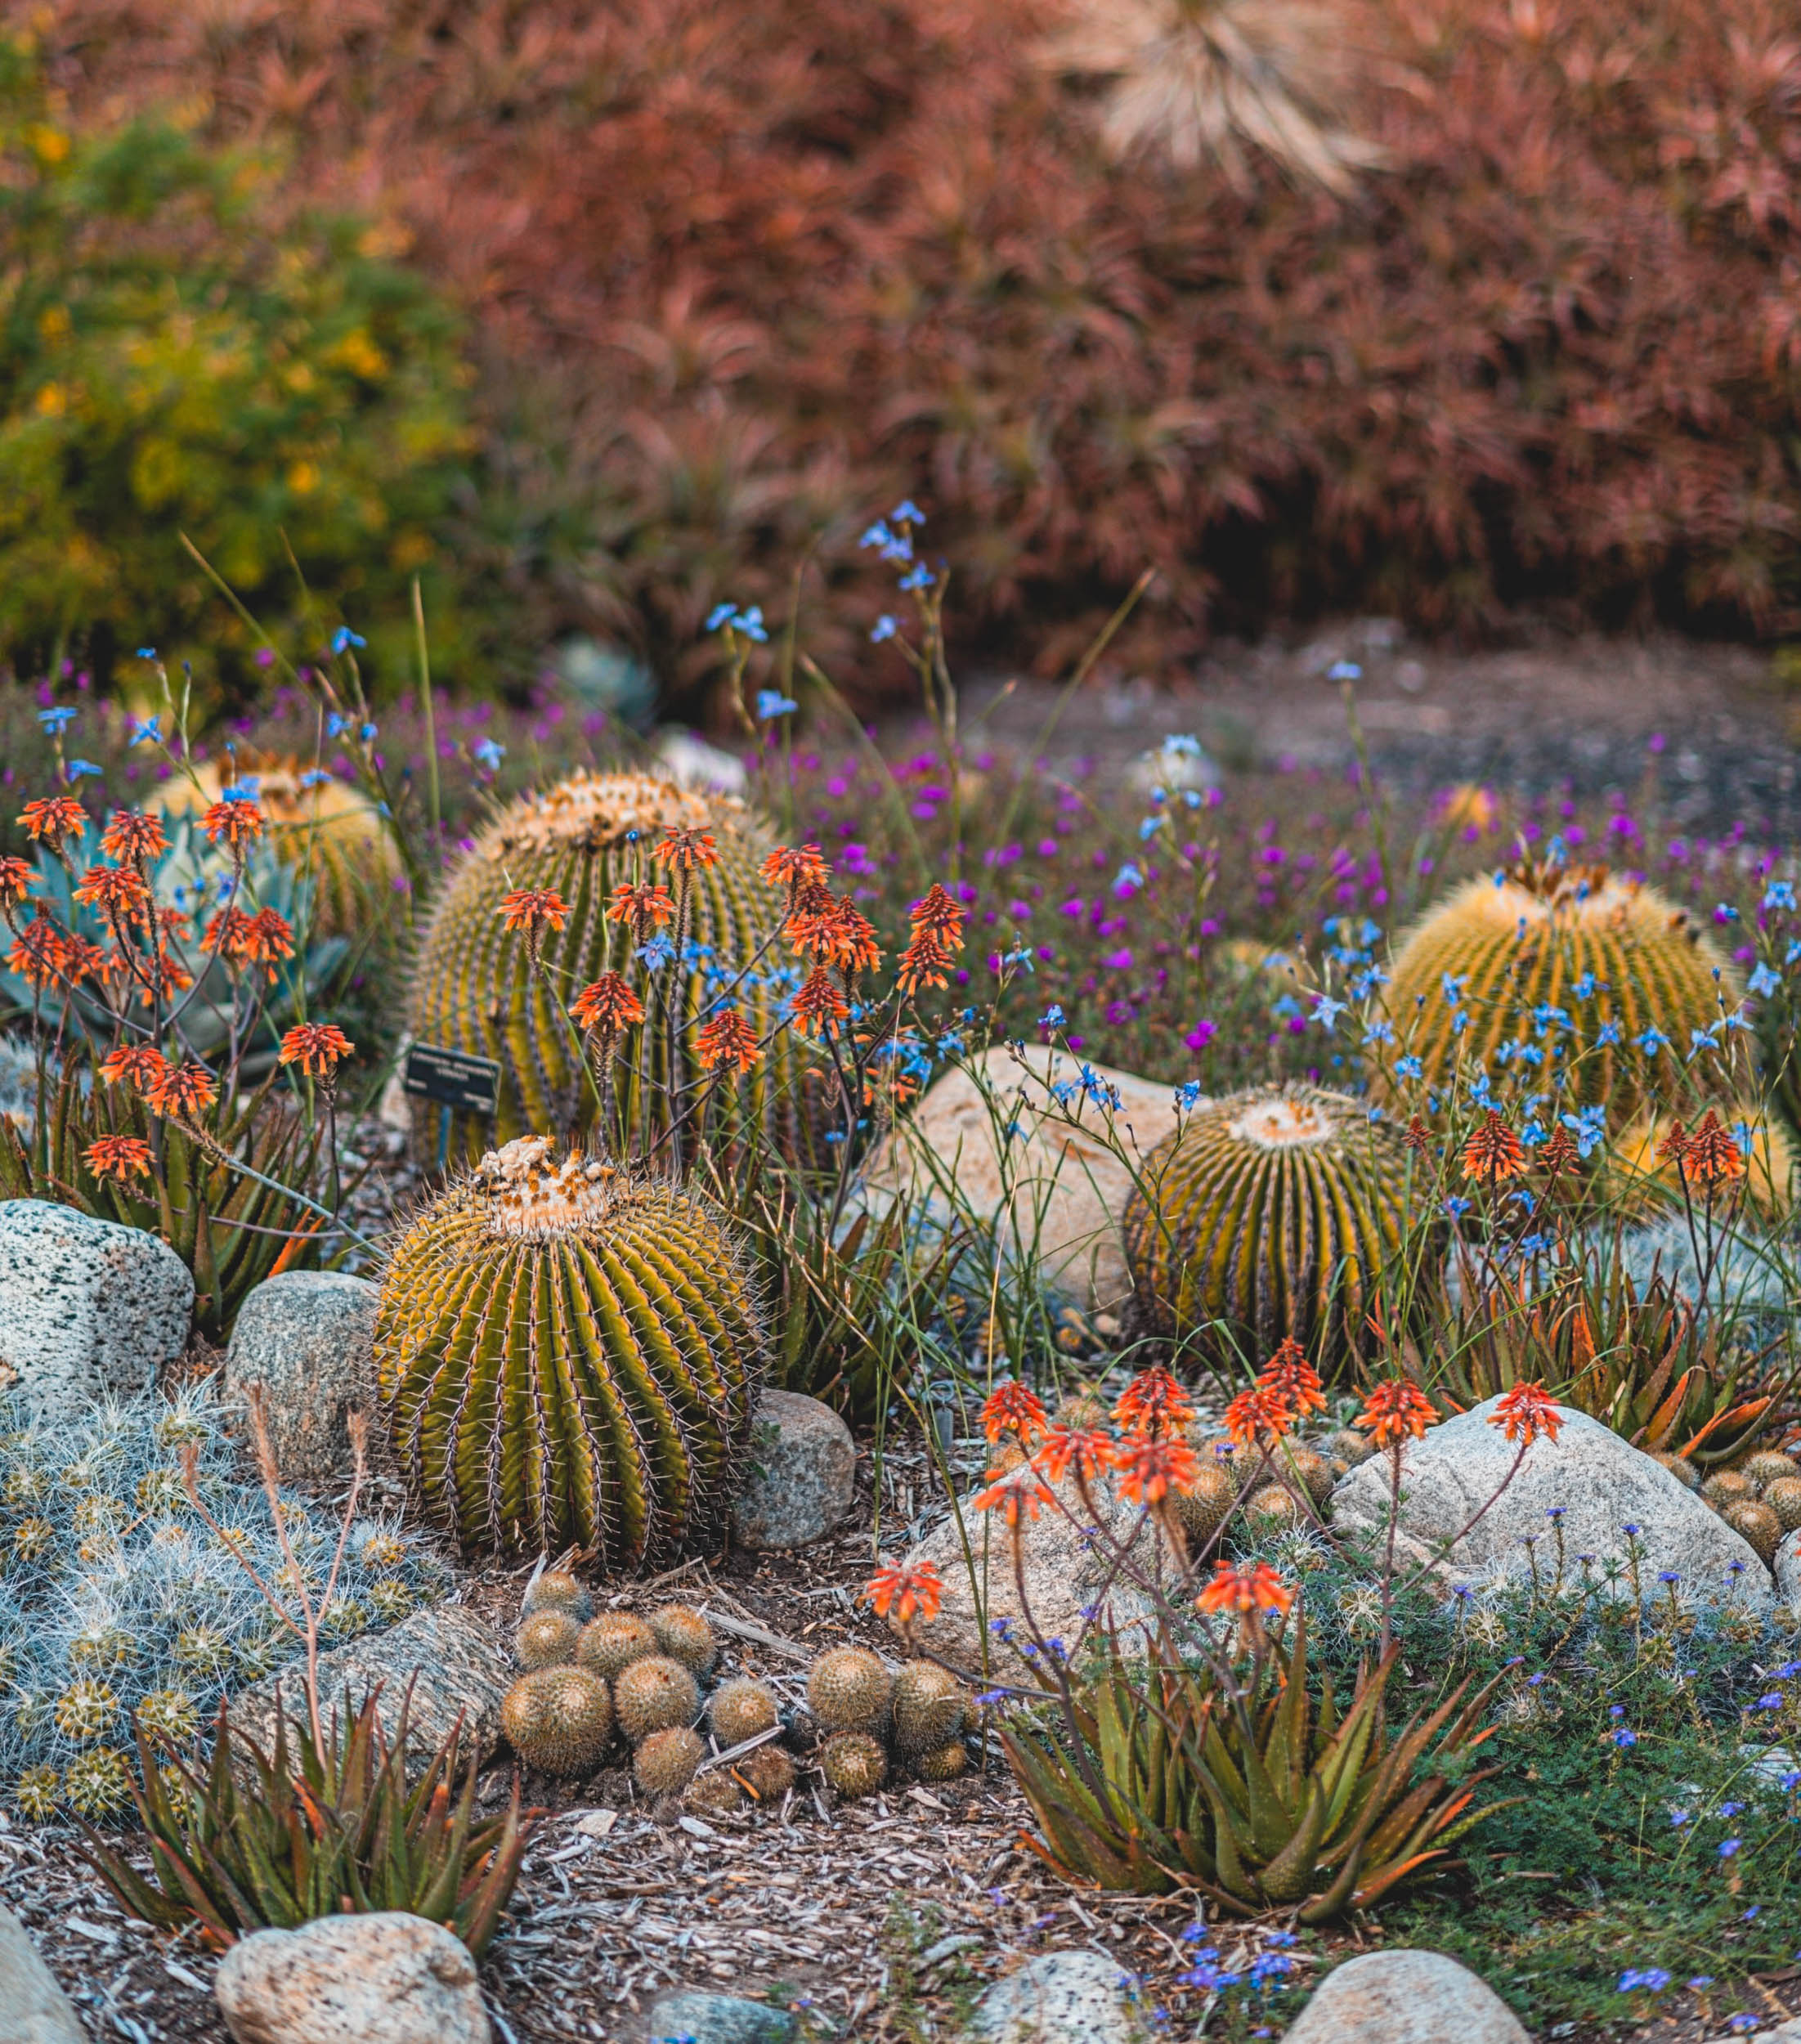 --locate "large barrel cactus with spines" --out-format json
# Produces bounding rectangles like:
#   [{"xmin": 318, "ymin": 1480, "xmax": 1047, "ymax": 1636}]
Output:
[
  {"xmin": 407, "ymin": 769, "xmax": 797, "ymax": 1161},
  {"xmin": 161, "ymin": 756, "xmax": 399, "ymax": 938},
  {"xmin": 1373, "ymin": 862, "xmax": 1736, "ymax": 1126},
  {"xmin": 375, "ymin": 1136, "xmax": 765, "ymax": 1566},
  {"xmin": 1122, "ymin": 1083, "xmax": 1422, "ymax": 1373}
]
